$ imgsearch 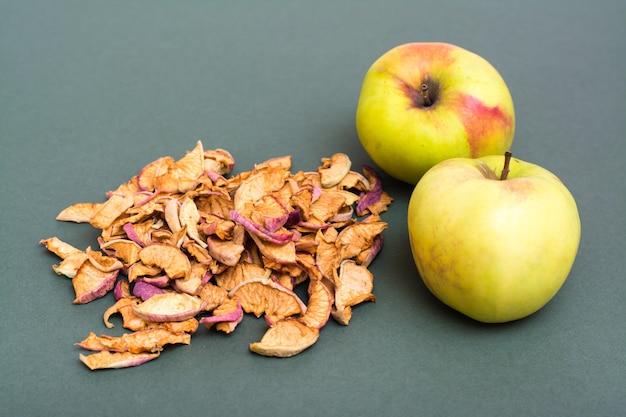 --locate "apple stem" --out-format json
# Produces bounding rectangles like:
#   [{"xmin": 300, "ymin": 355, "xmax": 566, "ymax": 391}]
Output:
[
  {"xmin": 420, "ymin": 84, "xmax": 432, "ymax": 107},
  {"xmin": 500, "ymin": 151, "xmax": 512, "ymax": 180}
]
